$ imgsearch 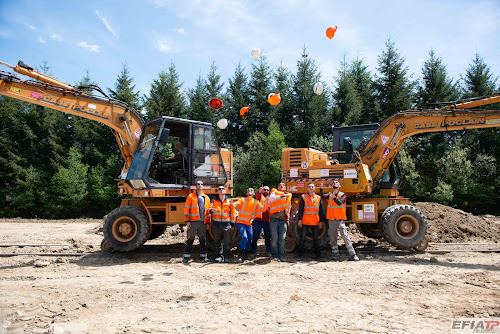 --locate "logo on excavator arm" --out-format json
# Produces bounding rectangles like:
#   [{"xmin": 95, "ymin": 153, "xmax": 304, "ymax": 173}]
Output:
[{"xmin": 414, "ymin": 117, "xmax": 485, "ymax": 129}]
